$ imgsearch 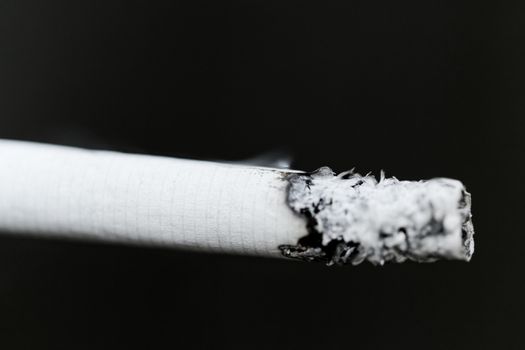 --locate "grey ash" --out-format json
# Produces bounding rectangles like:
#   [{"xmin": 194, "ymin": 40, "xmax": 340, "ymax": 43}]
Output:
[{"xmin": 280, "ymin": 167, "xmax": 474, "ymax": 266}]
